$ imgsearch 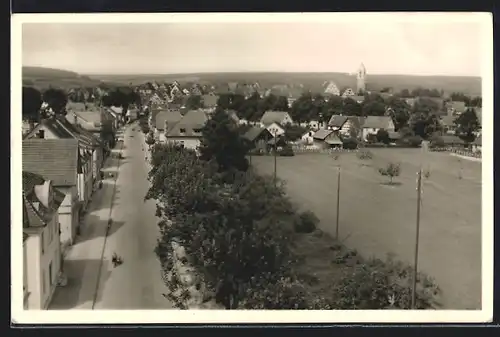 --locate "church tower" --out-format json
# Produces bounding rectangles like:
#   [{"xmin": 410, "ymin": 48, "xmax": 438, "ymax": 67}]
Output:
[{"xmin": 356, "ymin": 63, "xmax": 366, "ymax": 94}]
